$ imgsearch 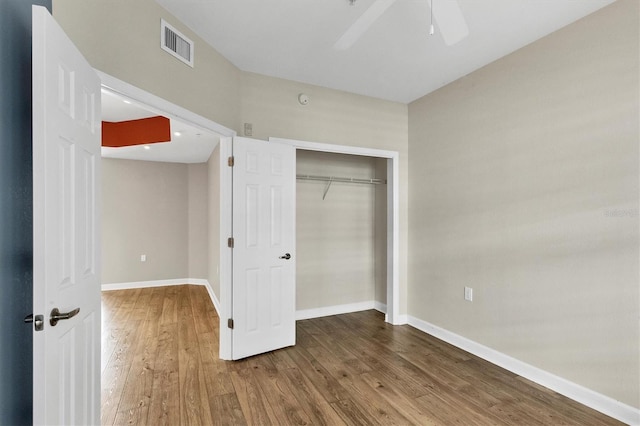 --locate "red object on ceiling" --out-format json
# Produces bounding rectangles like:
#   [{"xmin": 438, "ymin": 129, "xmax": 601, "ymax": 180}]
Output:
[{"xmin": 102, "ymin": 116, "xmax": 171, "ymax": 147}]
